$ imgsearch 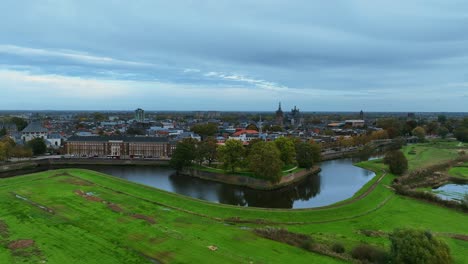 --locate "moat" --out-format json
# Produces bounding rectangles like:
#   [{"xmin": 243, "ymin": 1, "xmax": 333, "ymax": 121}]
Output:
[{"xmin": 91, "ymin": 158, "xmax": 375, "ymax": 209}]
